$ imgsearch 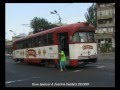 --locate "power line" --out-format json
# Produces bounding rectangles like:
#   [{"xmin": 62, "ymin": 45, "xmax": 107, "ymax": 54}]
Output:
[{"xmin": 56, "ymin": 3, "xmax": 73, "ymax": 11}]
